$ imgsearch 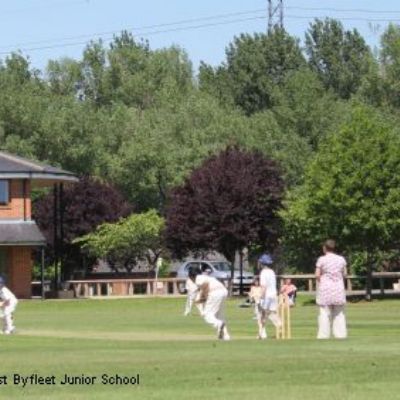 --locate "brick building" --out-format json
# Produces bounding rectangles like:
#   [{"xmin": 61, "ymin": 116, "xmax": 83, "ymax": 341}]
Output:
[{"xmin": 0, "ymin": 151, "xmax": 77, "ymax": 298}]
